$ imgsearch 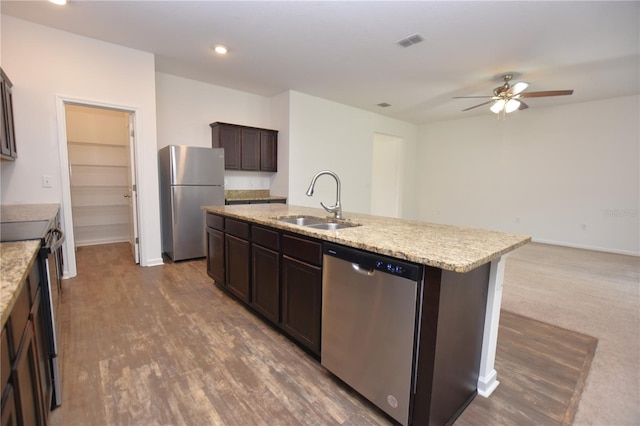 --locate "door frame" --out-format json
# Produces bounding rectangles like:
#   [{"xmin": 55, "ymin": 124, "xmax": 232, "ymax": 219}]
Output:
[{"xmin": 56, "ymin": 96, "xmax": 142, "ymax": 278}]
